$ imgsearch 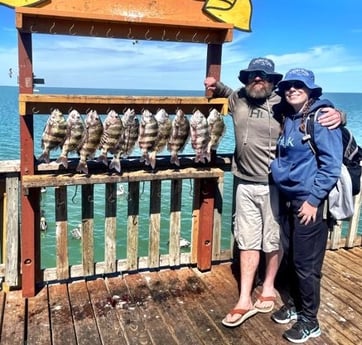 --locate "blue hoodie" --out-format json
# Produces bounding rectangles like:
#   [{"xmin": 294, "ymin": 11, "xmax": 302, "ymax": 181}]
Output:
[{"xmin": 271, "ymin": 99, "xmax": 342, "ymax": 206}]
